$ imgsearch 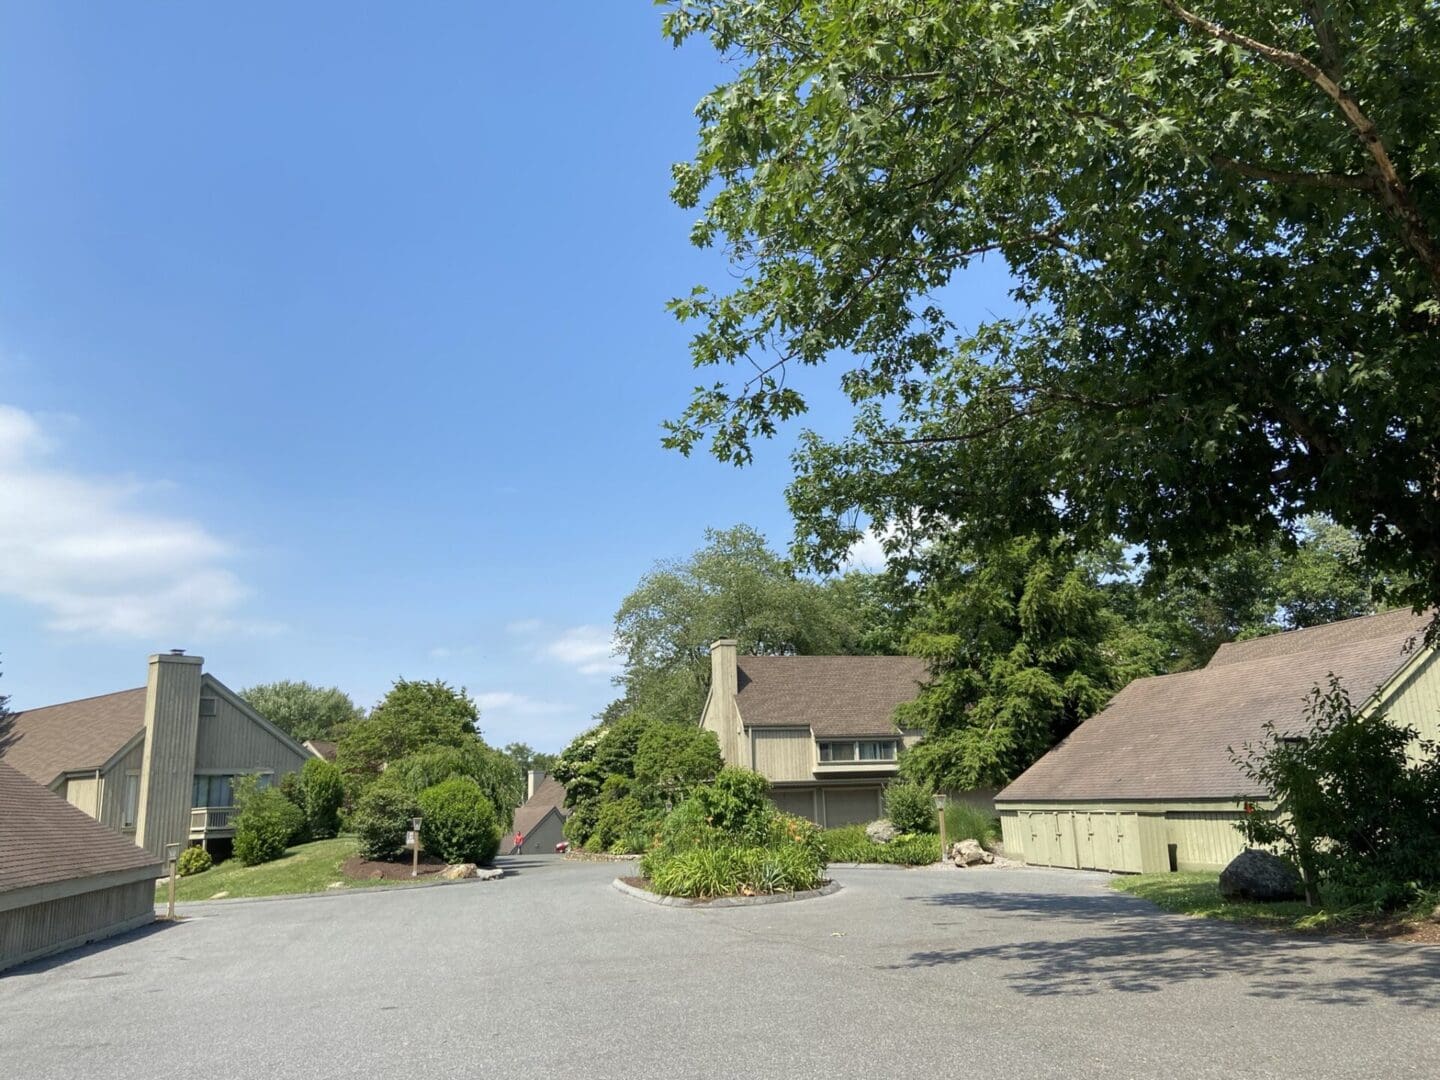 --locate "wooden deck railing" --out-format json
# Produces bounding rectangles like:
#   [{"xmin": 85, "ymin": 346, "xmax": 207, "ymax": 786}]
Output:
[{"xmin": 188, "ymin": 806, "xmax": 236, "ymax": 834}]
